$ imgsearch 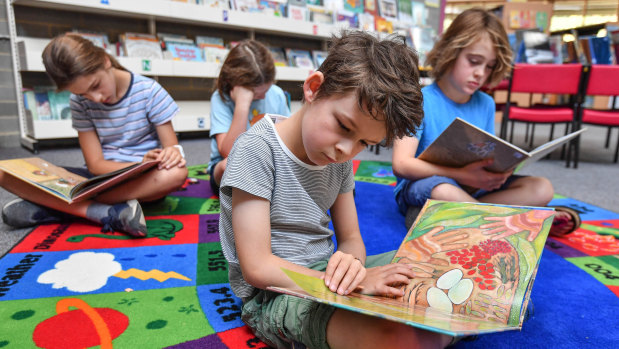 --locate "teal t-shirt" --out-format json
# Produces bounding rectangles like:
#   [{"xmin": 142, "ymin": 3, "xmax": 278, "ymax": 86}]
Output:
[
  {"xmin": 394, "ymin": 82, "xmax": 496, "ymax": 197},
  {"xmin": 208, "ymin": 84, "xmax": 290, "ymax": 169}
]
